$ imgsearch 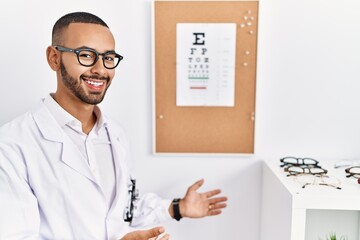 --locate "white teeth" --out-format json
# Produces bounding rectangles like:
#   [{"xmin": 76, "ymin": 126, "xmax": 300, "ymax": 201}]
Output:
[{"xmin": 85, "ymin": 80, "xmax": 104, "ymax": 87}]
